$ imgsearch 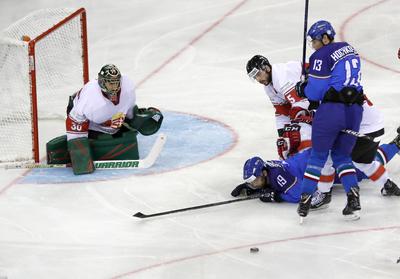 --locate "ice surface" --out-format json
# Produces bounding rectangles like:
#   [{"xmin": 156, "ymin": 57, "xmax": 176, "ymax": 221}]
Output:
[{"xmin": 0, "ymin": 0, "xmax": 399, "ymax": 278}]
